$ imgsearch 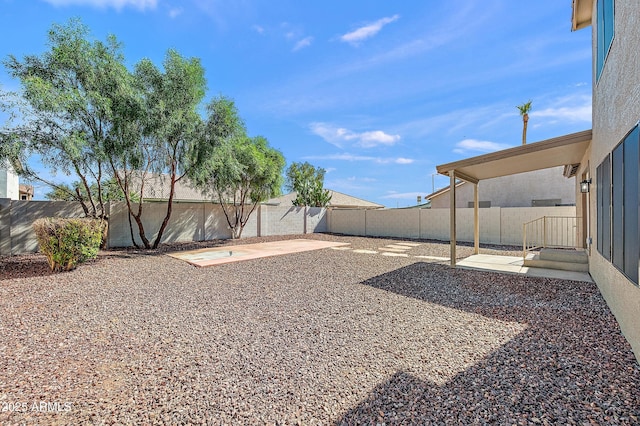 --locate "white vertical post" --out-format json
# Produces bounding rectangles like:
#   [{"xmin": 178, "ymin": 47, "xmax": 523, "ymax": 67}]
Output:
[
  {"xmin": 474, "ymin": 182, "xmax": 479, "ymax": 255},
  {"xmin": 450, "ymin": 170, "xmax": 456, "ymax": 267}
]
